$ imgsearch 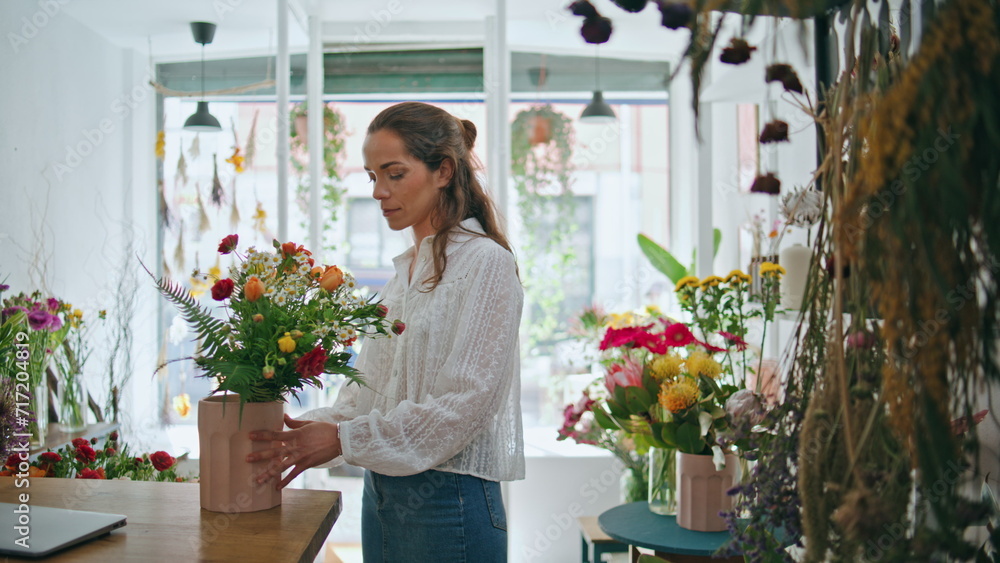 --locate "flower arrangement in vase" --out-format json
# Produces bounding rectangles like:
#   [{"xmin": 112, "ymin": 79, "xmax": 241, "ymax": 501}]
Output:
[{"xmin": 148, "ymin": 234, "xmax": 401, "ymax": 512}]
